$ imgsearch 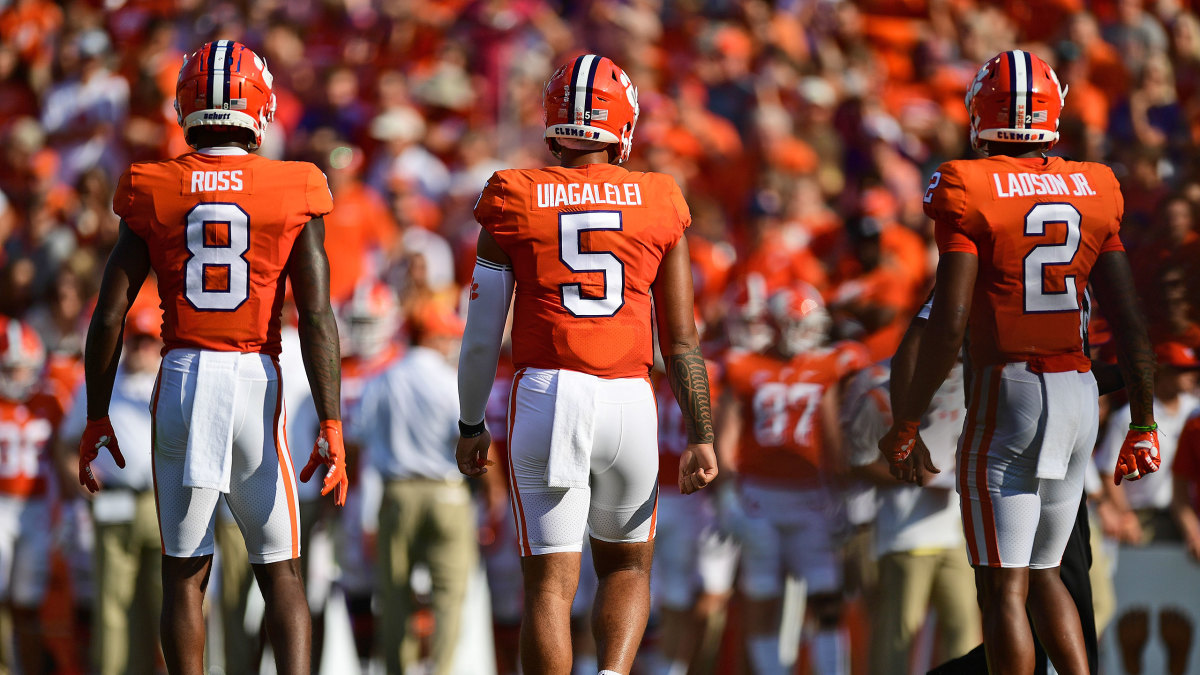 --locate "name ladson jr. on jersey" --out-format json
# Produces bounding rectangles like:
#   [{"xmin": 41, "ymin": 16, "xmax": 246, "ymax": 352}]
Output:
[
  {"xmin": 992, "ymin": 171, "xmax": 1098, "ymax": 199},
  {"xmin": 536, "ymin": 182, "xmax": 643, "ymax": 209}
]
